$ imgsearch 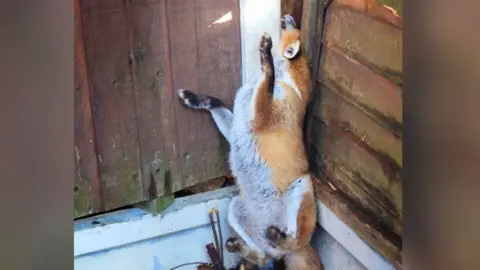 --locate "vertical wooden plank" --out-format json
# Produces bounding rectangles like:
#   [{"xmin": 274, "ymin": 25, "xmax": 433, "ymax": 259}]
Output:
[
  {"xmin": 302, "ymin": 0, "xmax": 328, "ymax": 161},
  {"xmin": 300, "ymin": 0, "xmax": 319, "ymax": 63},
  {"xmin": 195, "ymin": 0, "xmax": 241, "ymax": 182},
  {"xmin": 166, "ymin": 0, "xmax": 205, "ymax": 190},
  {"xmin": 128, "ymin": 0, "xmax": 182, "ymax": 198},
  {"xmin": 281, "ymin": 0, "xmax": 303, "ymax": 28},
  {"xmin": 74, "ymin": 0, "xmax": 103, "ymax": 218},
  {"xmin": 80, "ymin": 0, "xmax": 144, "ymax": 210}
]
